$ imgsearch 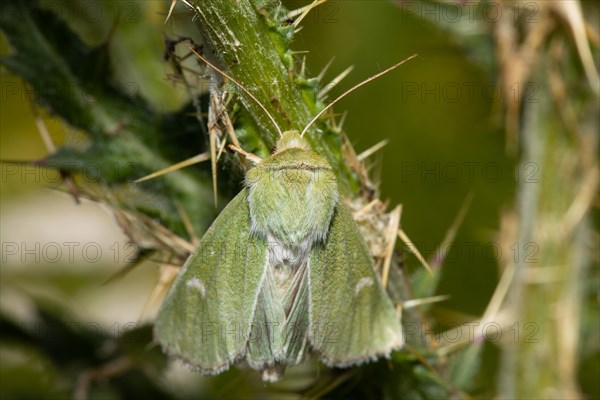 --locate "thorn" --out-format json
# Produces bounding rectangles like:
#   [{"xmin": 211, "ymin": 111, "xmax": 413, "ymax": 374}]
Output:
[
  {"xmin": 31, "ymin": 105, "xmax": 81, "ymax": 203},
  {"xmin": 102, "ymin": 247, "xmax": 151, "ymax": 286},
  {"xmin": 210, "ymin": 136, "xmax": 218, "ymax": 207},
  {"xmin": 353, "ymin": 199, "xmax": 381, "ymax": 219},
  {"xmin": 300, "ymin": 56, "xmax": 307, "ymax": 77},
  {"xmin": 209, "ymin": 93, "xmax": 219, "ymax": 207},
  {"xmin": 357, "ymin": 139, "xmax": 390, "ymax": 161},
  {"xmin": 398, "ymin": 228, "xmax": 433, "ymax": 275},
  {"xmin": 286, "ymin": 0, "xmax": 330, "ymax": 28},
  {"xmin": 316, "ymin": 57, "xmax": 335, "ymax": 82},
  {"xmin": 32, "ymin": 108, "xmax": 56, "ymax": 153},
  {"xmin": 174, "ymin": 200, "xmax": 198, "ymax": 245},
  {"xmin": 216, "ymin": 133, "xmax": 228, "ymax": 160},
  {"xmin": 319, "ymin": 65, "xmax": 354, "ymax": 100},
  {"xmin": 336, "ymin": 111, "xmax": 348, "ymax": 131},
  {"xmin": 382, "ymin": 205, "xmax": 402, "ymax": 288},
  {"xmin": 402, "ymin": 295, "xmax": 450, "ymax": 309},
  {"xmin": 179, "ymin": 0, "xmax": 194, "ymax": 12},
  {"xmin": 552, "ymin": 1, "xmax": 600, "ymax": 95},
  {"xmin": 165, "ymin": 0, "xmax": 177, "ymax": 24},
  {"xmin": 142, "ymin": 263, "xmax": 180, "ymax": 321},
  {"xmin": 228, "ymin": 144, "xmax": 262, "ymax": 164},
  {"xmin": 430, "ymin": 192, "xmax": 474, "ymax": 269},
  {"xmin": 133, "ymin": 153, "xmax": 210, "ymax": 183},
  {"xmin": 220, "ymin": 104, "xmax": 242, "ymax": 149}
]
